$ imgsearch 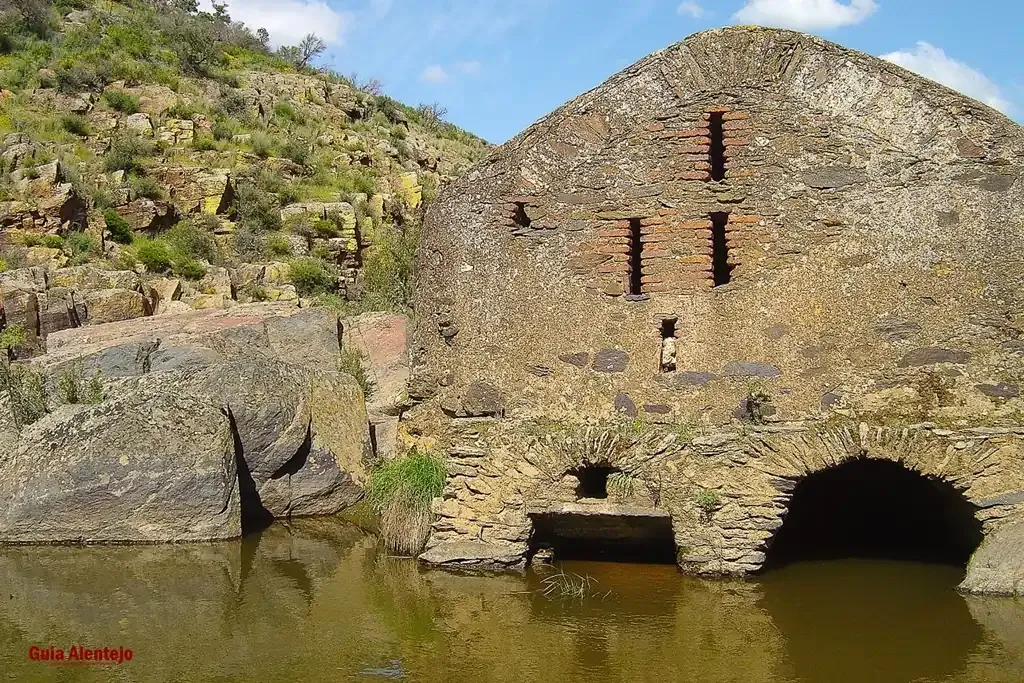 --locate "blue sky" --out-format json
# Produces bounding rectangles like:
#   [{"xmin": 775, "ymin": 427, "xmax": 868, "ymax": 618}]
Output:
[{"xmin": 208, "ymin": 1, "xmax": 1024, "ymax": 143}]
